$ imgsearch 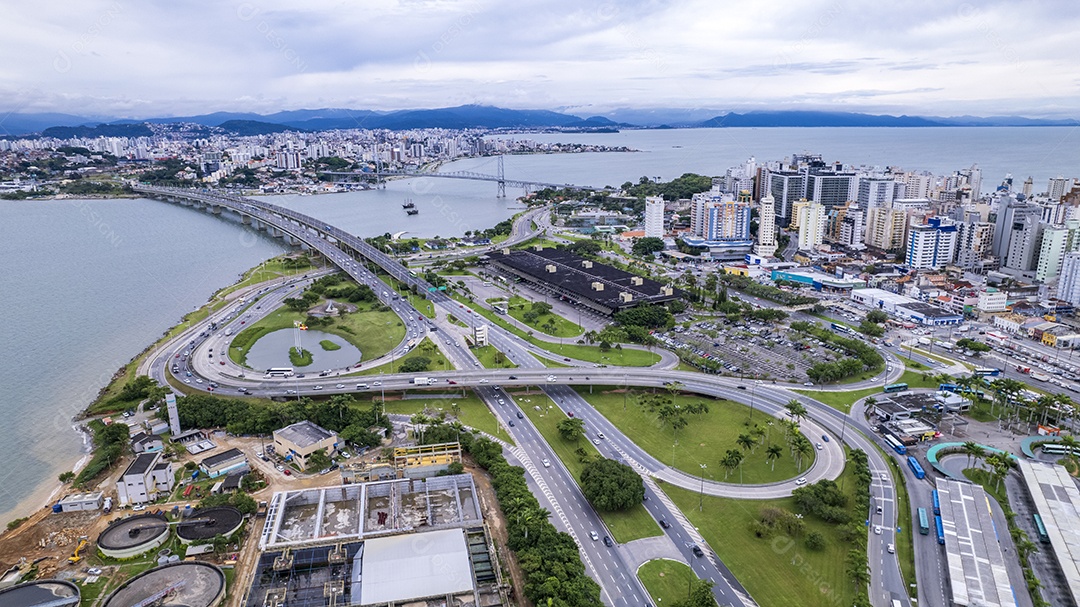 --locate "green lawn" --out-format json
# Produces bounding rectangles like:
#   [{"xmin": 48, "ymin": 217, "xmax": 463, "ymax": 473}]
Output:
[
  {"xmin": 380, "ymin": 391, "xmax": 507, "ymax": 442},
  {"xmin": 320, "ymin": 339, "xmax": 341, "ymax": 351},
  {"xmin": 533, "ymin": 355, "xmax": 571, "ymax": 368},
  {"xmin": 637, "ymin": 559, "xmax": 698, "ymax": 606},
  {"xmin": 504, "ymin": 295, "xmax": 583, "ymax": 338},
  {"xmin": 473, "ymin": 344, "xmax": 518, "ymax": 369},
  {"xmin": 885, "ymin": 448, "xmax": 916, "ymax": 600},
  {"xmin": 661, "ymin": 463, "xmax": 861, "ymax": 607},
  {"xmin": 289, "ymin": 347, "xmax": 313, "ymax": 366},
  {"xmin": 515, "ymin": 391, "xmax": 661, "ymax": 543},
  {"xmin": 229, "ymin": 300, "xmax": 405, "ymax": 368},
  {"xmin": 217, "ymin": 255, "xmax": 313, "ymax": 298},
  {"xmin": 352, "ymin": 338, "xmax": 454, "ymax": 376},
  {"xmin": 575, "ymin": 386, "xmax": 812, "ymax": 483},
  {"xmin": 794, "ymin": 386, "xmax": 879, "ymax": 414},
  {"xmin": 452, "ymin": 294, "xmax": 660, "ymax": 366}
]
